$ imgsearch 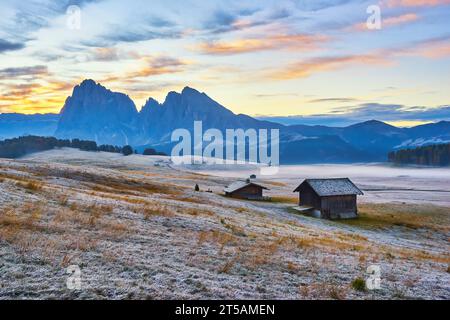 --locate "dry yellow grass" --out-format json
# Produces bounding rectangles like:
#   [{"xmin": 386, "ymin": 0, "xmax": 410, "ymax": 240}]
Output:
[
  {"xmin": 164, "ymin": 194, "xmax": 209, "ymax": 205},
  {"xmin": 21, "ymin": 166, "xmax": 183, "ymax": 197},
  {"xmin": 343, "ymin": 203, "xmax": 450, "ymax": 233},
  {"xmin": 0, "ymin": 199, "xmax": 131, "ymax": 258},
  {"xmin": 220, "ymin": 218, "xmax": 247, "ymax": 237},
  {"xmin": 298, "ymin": 282, "xmax": 344, "ymax": 299},
  {"xmin": 140, "ymin": 203, "xmax": 175, "ymax": 219},
  {"xmin": 264, "ymin": 181, "xmax": 287, "ymax": 187},
  {"xmin": 25, "ymin": 181, "xmax": 43, "ymax": 191},
  {"xmin": 0, "ymin": 171, "xmax": 28, "ymax": 182},
  {"xmin": 219, "ymin": 255, "xmax": 240, "ymax": 274},
  {"xmin": 0, "ymin": 203, "xmax": 44, "ymax": 235},
  {"xmin": 270, "ymin": 196, "xmax": 298, "ymax": 204},
  {"xmin": 196, "ymin": 229, "xmax": 238, "ymax": 257}
]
